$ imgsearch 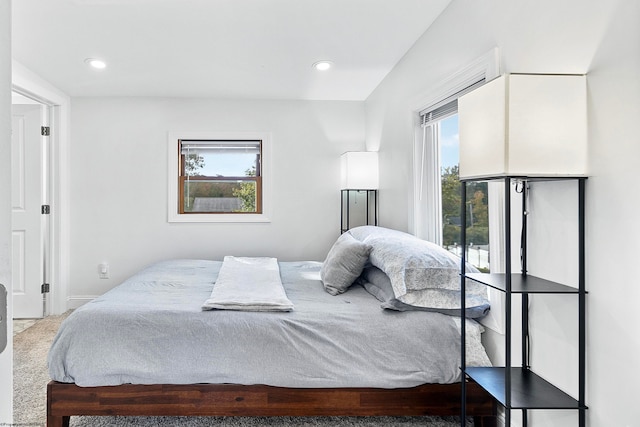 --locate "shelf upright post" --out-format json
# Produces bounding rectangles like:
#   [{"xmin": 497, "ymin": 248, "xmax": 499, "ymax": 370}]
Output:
[
  {"xmin": 346, "ymin": 191, "xmax": 350, "ymax": 231},
  {"xmin": 340, "ymin": 190, "xmax": 351, "ymax": 234},
  {"xmin": 521, "ymin": 182, "xmax": 530, "ymax": 368},
  {"xmin": 521, "ymin": 181, "xmax": 529, "ymax": 427},
  {"xmin": 460, "ymin": 181, "xmax": 467, "ymax": 427},
  {"xmin": 340, "ymin": 190, "xmax": 343, "ymax": 233},
  {"xmin": 365, "ymin": 190, "xmax": 379, "ymax": 226},
  {"xmin": 365, "ymin": 191, "xmax": 370, "ymax": 226},
  {"xmin": 504, "ymin": 177, "xmax": 512, "ymax": 427},
  {"xmin": 521, "ymin": 180, "xmax": 528, "ymax": 276},
  {"xmin": 578, "ymin": 178, "xmax": 586, "ymax": 427},
  {"xmin": 373, "ymin": 190, "xmax": 378, "ymax": 226}
]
